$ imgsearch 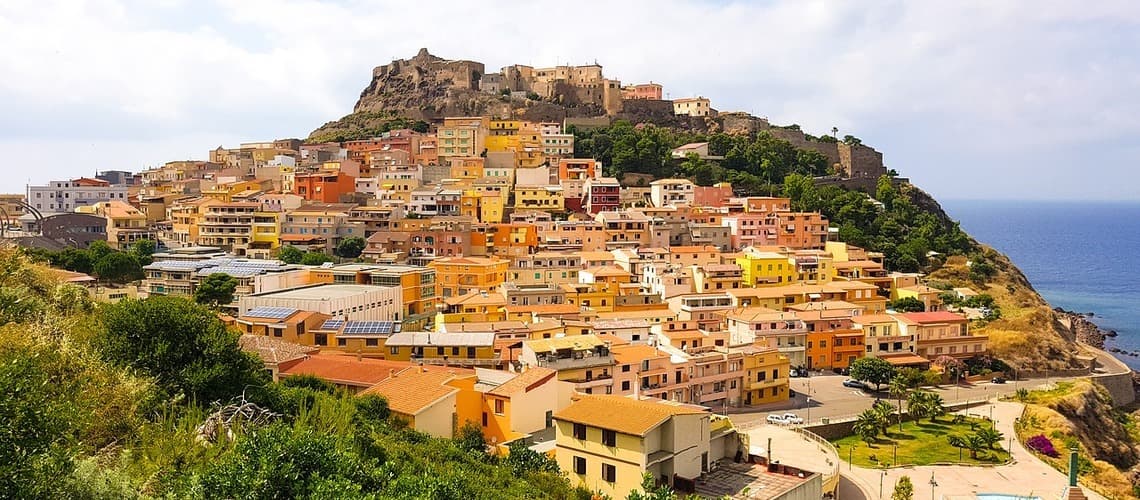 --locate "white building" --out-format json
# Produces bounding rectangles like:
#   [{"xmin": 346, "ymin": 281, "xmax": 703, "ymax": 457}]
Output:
[
  {"xmin": 27, "ymin": 178, "xmax": 130, "ymax": 213},
  {"xmin": 650, "ymin": 178, "xmax": 696, "ymax": 208},
  {"xmin": 239, "ymin": 283, "xmax": 403, "ymax": 321},
  {"xmin": 673, "ymin": 97, "xmax": 711, "ymax": 117}
]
